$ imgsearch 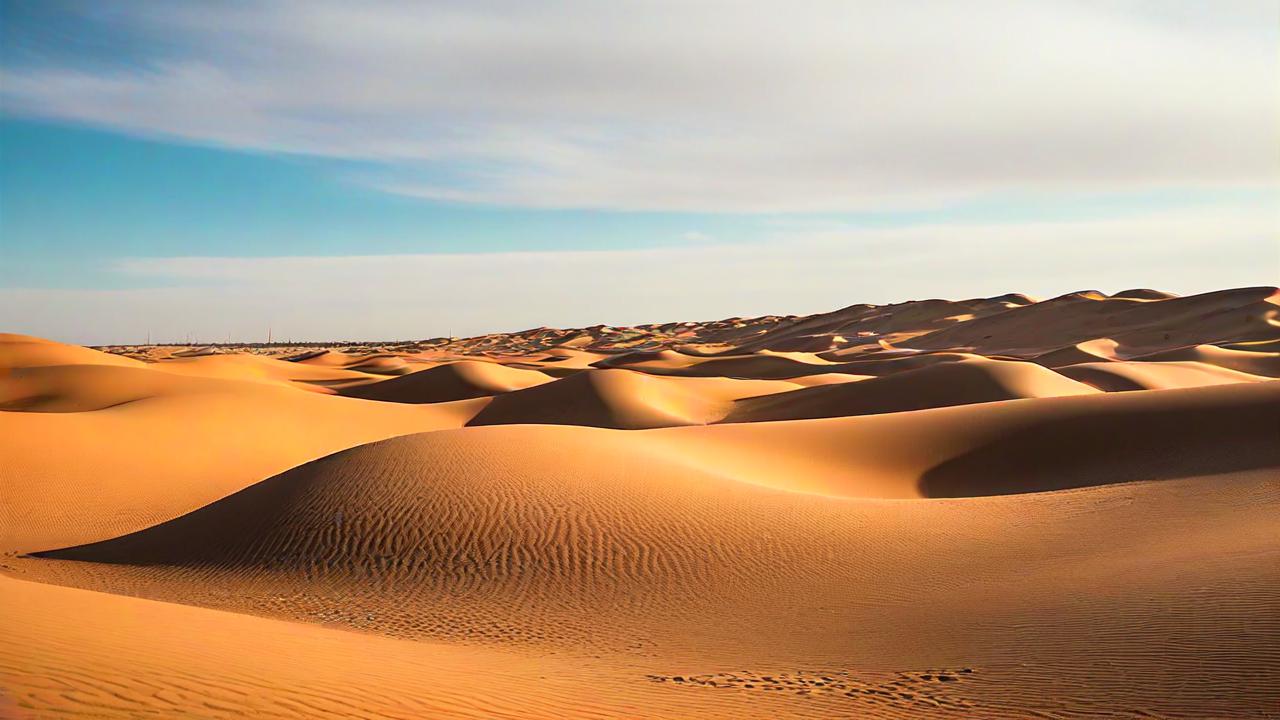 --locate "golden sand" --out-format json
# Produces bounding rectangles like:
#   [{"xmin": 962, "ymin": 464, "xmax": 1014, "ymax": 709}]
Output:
[{"xmin": 3, "ymin": 287, "xmax": 1278, "ymax": 718}]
